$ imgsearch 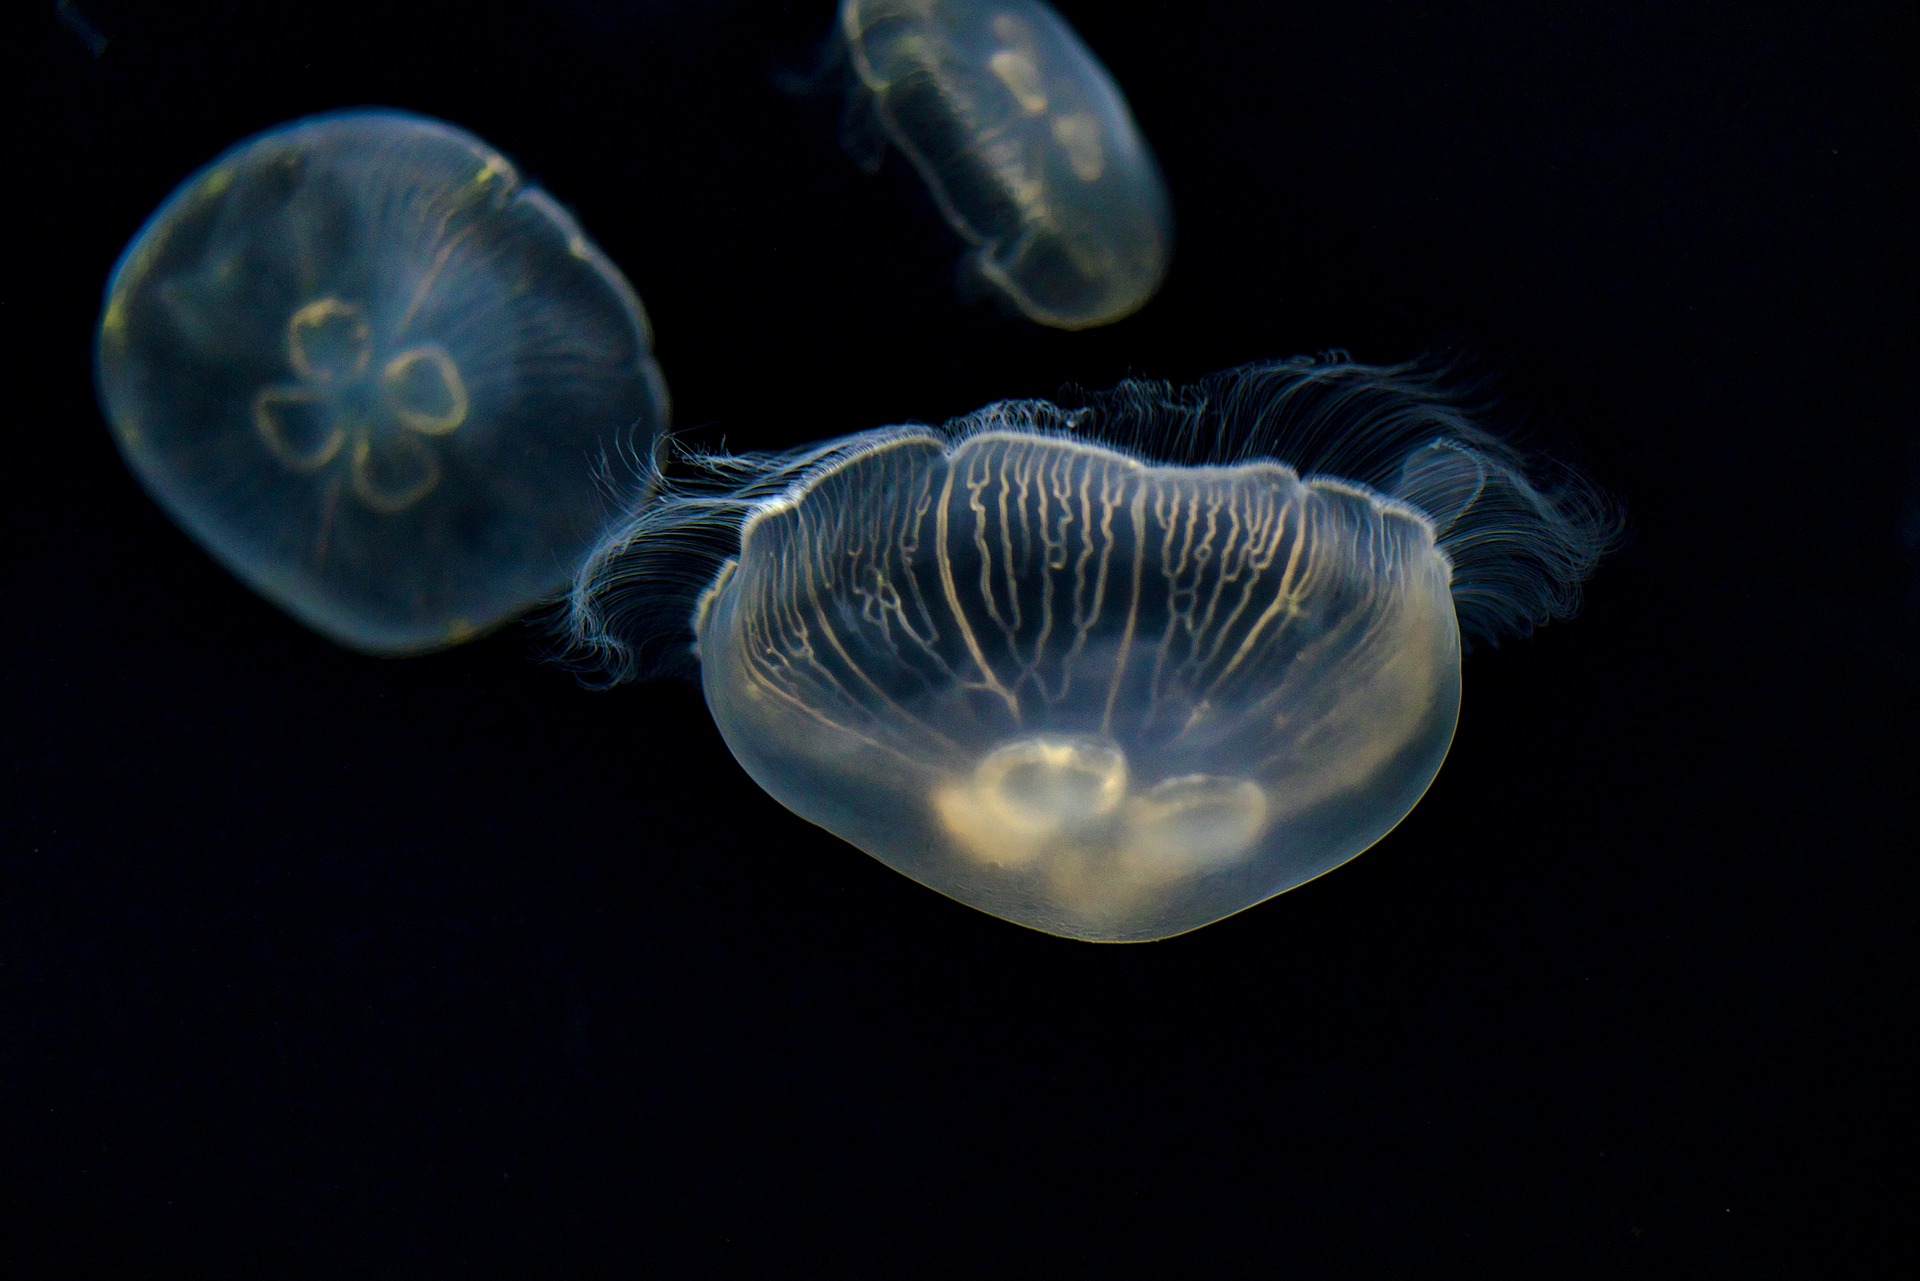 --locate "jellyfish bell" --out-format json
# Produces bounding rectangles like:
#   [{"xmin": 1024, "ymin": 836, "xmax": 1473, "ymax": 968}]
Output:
[
  {"xmin": 571, "ymin": 358, "xmax": 1616, "ymax": 942},
  {"xmin": 95, "ymin": 109, "xmax": 670, "ymax": 655},
  {"xmin": 834, "ymin": 0, "xmax": 1173, "ymax": 329}
]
